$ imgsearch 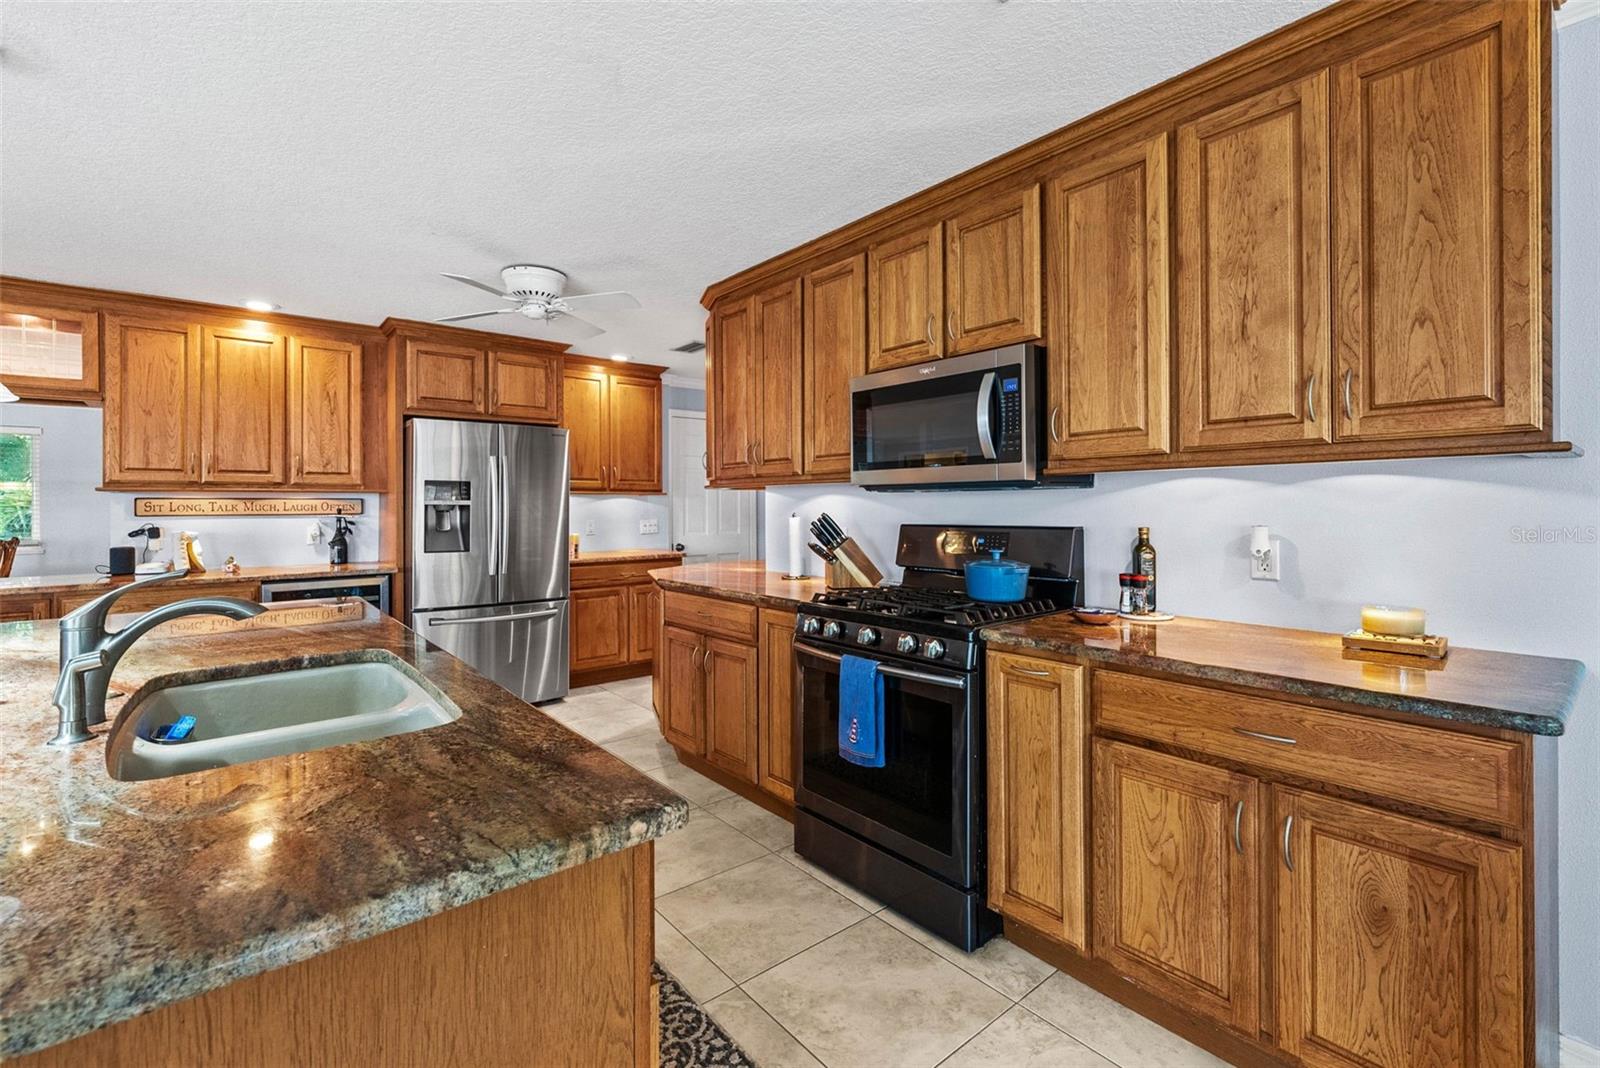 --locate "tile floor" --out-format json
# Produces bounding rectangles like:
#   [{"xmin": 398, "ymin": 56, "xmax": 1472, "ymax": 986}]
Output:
[{"xmin": 549, "ymin": 680, "xmax": 1228, "ymax": 1068}]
